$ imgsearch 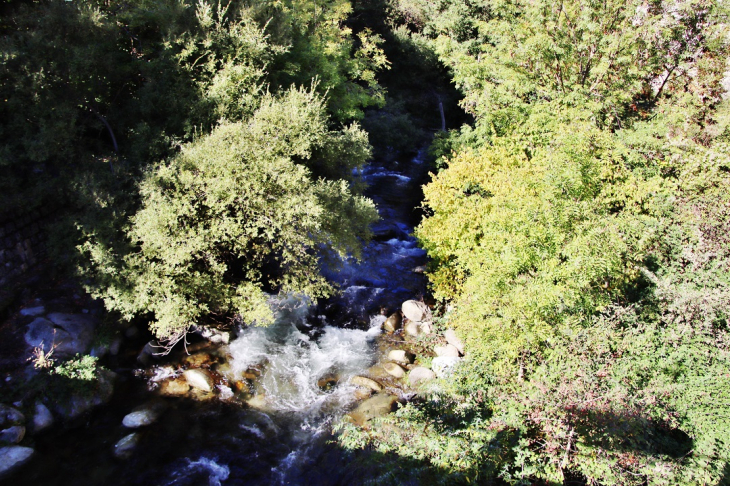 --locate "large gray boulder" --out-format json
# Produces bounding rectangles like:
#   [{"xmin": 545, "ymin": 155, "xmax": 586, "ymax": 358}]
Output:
[
  {"xmin": 56, "ymin": 370, "xmax": 116, "ymax": 419},
  {"xmin": 25, "ymin": 313, "xmax": 95, "ymax": 358},
  {"xmin": 0, "ymin": 446, "xmax": 34, "ymax": 478},
  {"xmin": 401, "ymin": 300, "xmax": 431, "ymax": 323}
]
